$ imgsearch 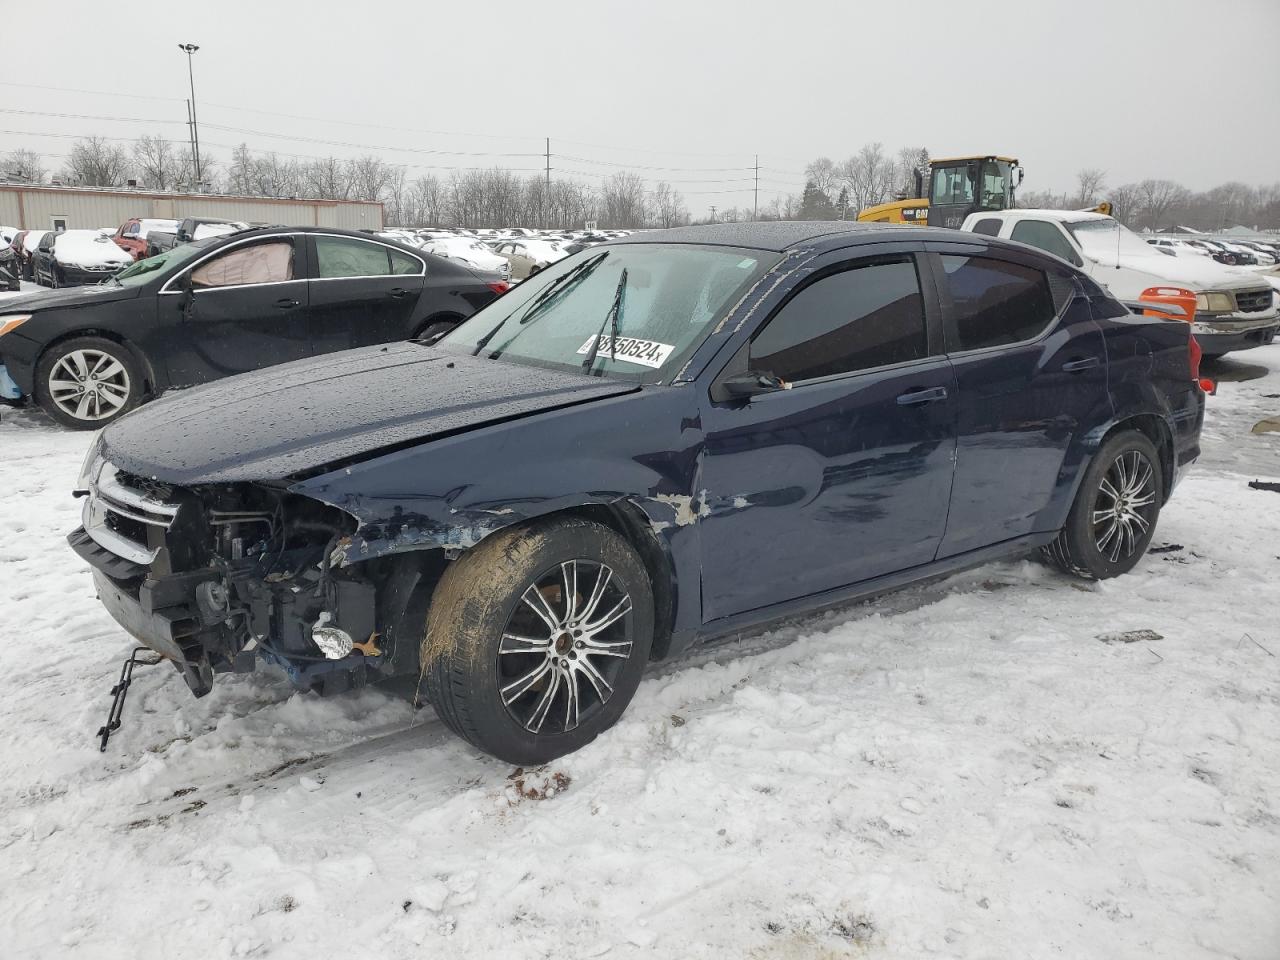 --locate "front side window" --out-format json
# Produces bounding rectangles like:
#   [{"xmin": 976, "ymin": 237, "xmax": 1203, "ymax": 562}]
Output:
[
  {"xmin": 1010, "ymin": 219, "xmax": 1082, "ymax": 266},
  {"xmin": 941, "ymin": 255, "xmax": 1056, "ymax": 351},
  {"xmin": 749, "ymin": 258, "xmax": 927, "ymax": 383},
  {"xmin": 439, "ymin": 243, "xmax": 777, "ymax": 383},
  {"xmin": 190, "ymin": 241, "xmax": 294, "ymax": 289}
]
